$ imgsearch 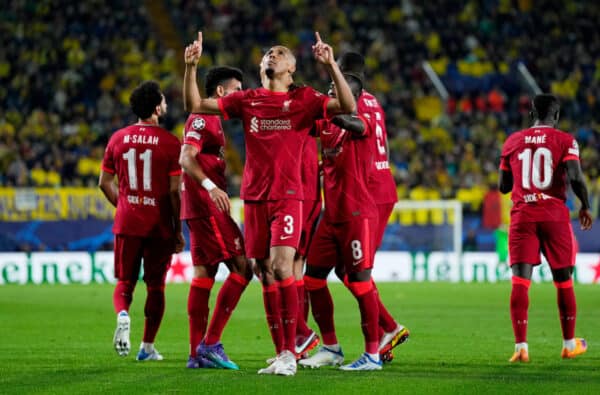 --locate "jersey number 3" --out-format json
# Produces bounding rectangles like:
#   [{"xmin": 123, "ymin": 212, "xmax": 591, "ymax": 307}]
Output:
[
  {"xmin": 123, "ymin": 148, "xmax": 153, "ymax": 191},
  {"xmin": 517, "ymin": 147, "xmax": 553, "ymax": 189}
]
